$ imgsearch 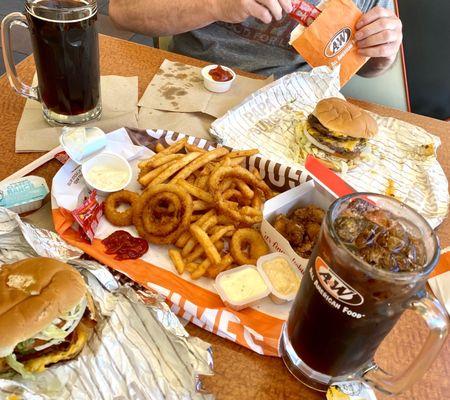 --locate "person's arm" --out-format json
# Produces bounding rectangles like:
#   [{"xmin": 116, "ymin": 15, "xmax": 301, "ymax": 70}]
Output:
[
  {"xmin": 109, "ymin": 0, "xmax": 293, "ymax": 37},
  {"xmin": 354, "ymin": 6, "xmax": 403, "ymax": 77}
]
